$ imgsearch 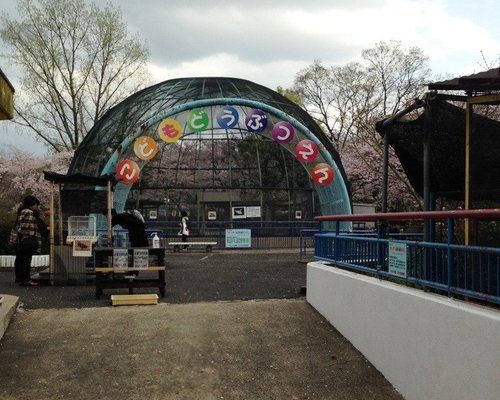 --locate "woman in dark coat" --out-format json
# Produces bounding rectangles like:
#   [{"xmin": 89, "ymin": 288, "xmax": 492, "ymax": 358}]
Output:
[{"xmin": 13, "ymin": 195, "xmax": 48, "ymax": 286}]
